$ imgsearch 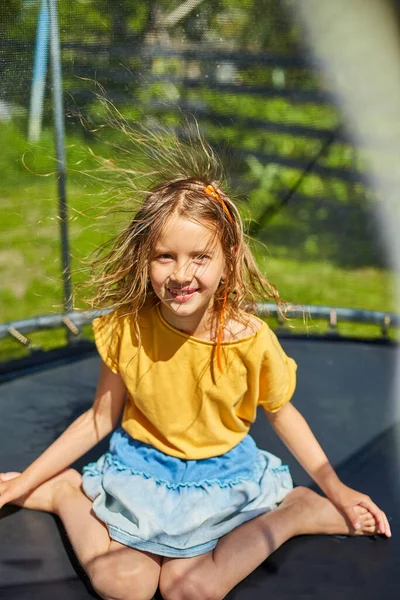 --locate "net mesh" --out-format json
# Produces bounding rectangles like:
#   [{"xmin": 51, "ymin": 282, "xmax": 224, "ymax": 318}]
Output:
[{"xmin": 0, "ymin": 0, "xmax": 395, "ymax": 360}]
